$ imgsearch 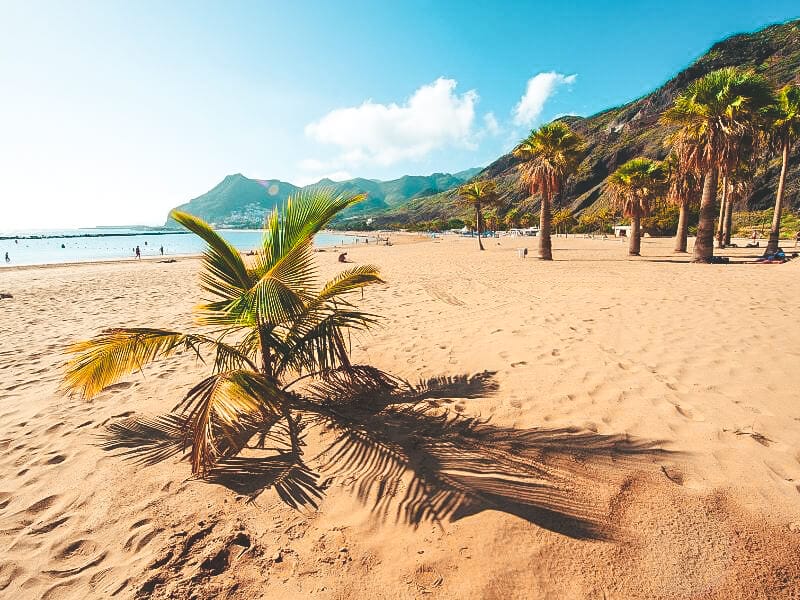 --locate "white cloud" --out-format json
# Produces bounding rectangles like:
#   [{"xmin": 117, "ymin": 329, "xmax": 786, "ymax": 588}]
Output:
[
  {"xmin": 483, "ymin": 112, "xmax": 500, "ymax": 136},
  {"xmin": 513, "ymin": 72, "xmax": 577, "ymax": 126},
  {"xmin": 304, "ymin": 78, "xmax": 480, "ymax": 167}
]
